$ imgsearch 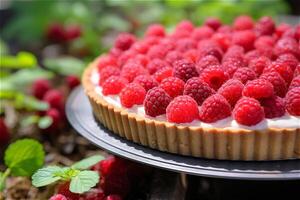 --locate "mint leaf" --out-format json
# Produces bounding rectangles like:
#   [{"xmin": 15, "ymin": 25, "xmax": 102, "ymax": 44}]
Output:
[
  {"xmin": 38, "ymin": 116, "xmax": 53, "ymax": 129},
  {"xmin": 4, "ymin": 139, "xmax": 45, "ymax": 176},
  {"xmin": 70, "ymin": 170, "xmax": 99, "ymax": 194},
  {"xmin": 32, "ymin": 166, "xmax": 62, "ymax": 187},
  {"xmin": 14, "ymin": 94, "xmax": 49, "ymax": 111},
  {"xmin": 0, "ymin": 51, "xmax": 37, "ymax": 69},
  {"xmin": 72, "ymin": 155, "xmax": 104, "ymax": 170},
  {"xmin": 20, "ymin": 115, "xmax": 40, "ymax": 127}
]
